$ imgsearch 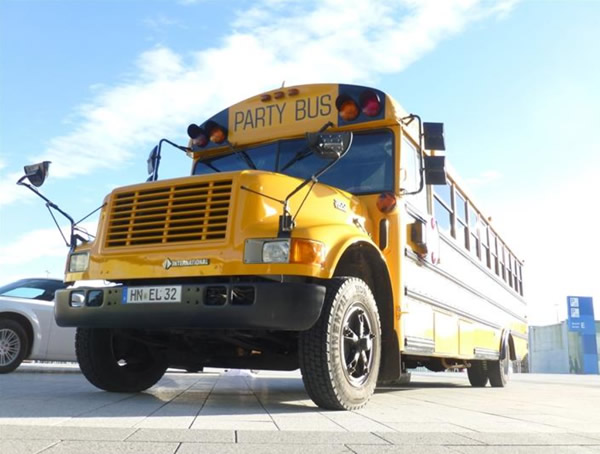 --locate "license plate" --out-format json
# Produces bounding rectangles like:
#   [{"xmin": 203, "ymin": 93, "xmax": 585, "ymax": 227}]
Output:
[{"xmin": 122, "ymin": 286, "xmax": 182, "ymax": 304}]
